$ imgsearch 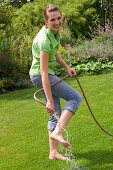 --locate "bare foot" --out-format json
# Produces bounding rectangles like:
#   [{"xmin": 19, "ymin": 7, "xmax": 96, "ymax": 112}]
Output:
[
  {"xmin": 50, "ymin": 132, "xmax": 72, "ymax": 150},
  {"xmin": 49, "ymin": 152, "xmax": 70, "ymax": 161}
]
